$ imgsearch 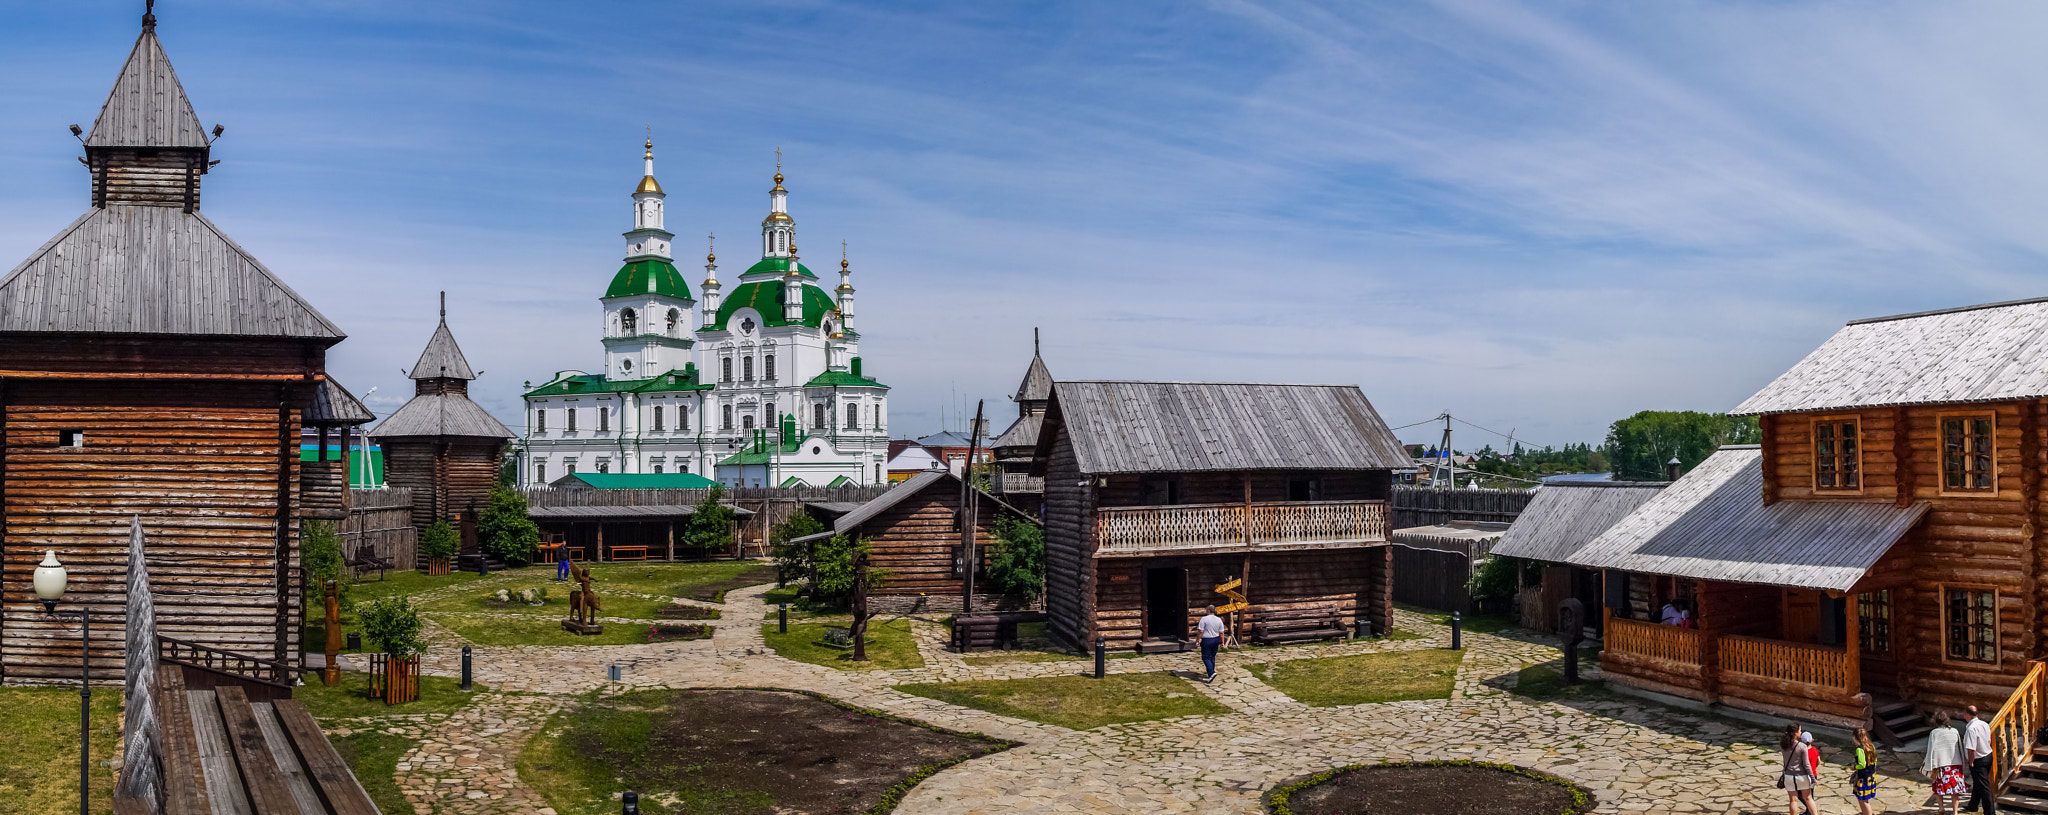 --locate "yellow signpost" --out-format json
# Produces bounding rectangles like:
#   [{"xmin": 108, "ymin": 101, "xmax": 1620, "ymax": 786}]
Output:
[{"xmin": 1215, "ymin": 578, "xmax": 1247, "ymax": 646}]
